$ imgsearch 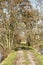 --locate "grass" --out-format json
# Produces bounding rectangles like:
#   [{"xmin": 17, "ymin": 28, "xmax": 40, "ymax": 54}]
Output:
[
  {"xmin": 1, "ymin": 45, "xmax": 43, "ymax": 65},
  {"xmin": 1, "ymin": 50, "xmax": 17, "ymax": 65},
  {"xmin": 29, "ymin": 46, "xmax": 43, "ymax": 65}
]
